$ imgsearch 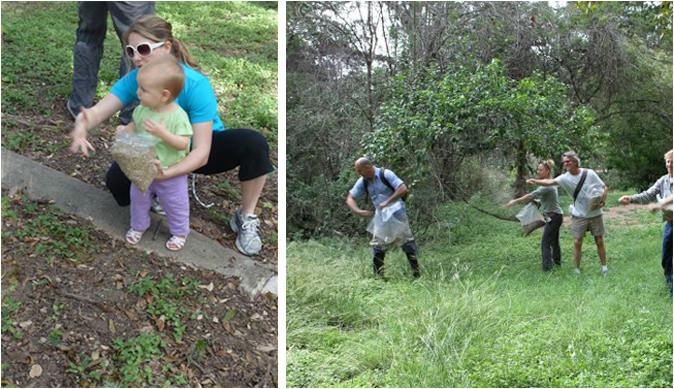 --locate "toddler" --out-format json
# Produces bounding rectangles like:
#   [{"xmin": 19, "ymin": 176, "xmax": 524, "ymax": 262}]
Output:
[{"xmin": 118, "ymin": 55, "xmax": 192, "ymax": 251}]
